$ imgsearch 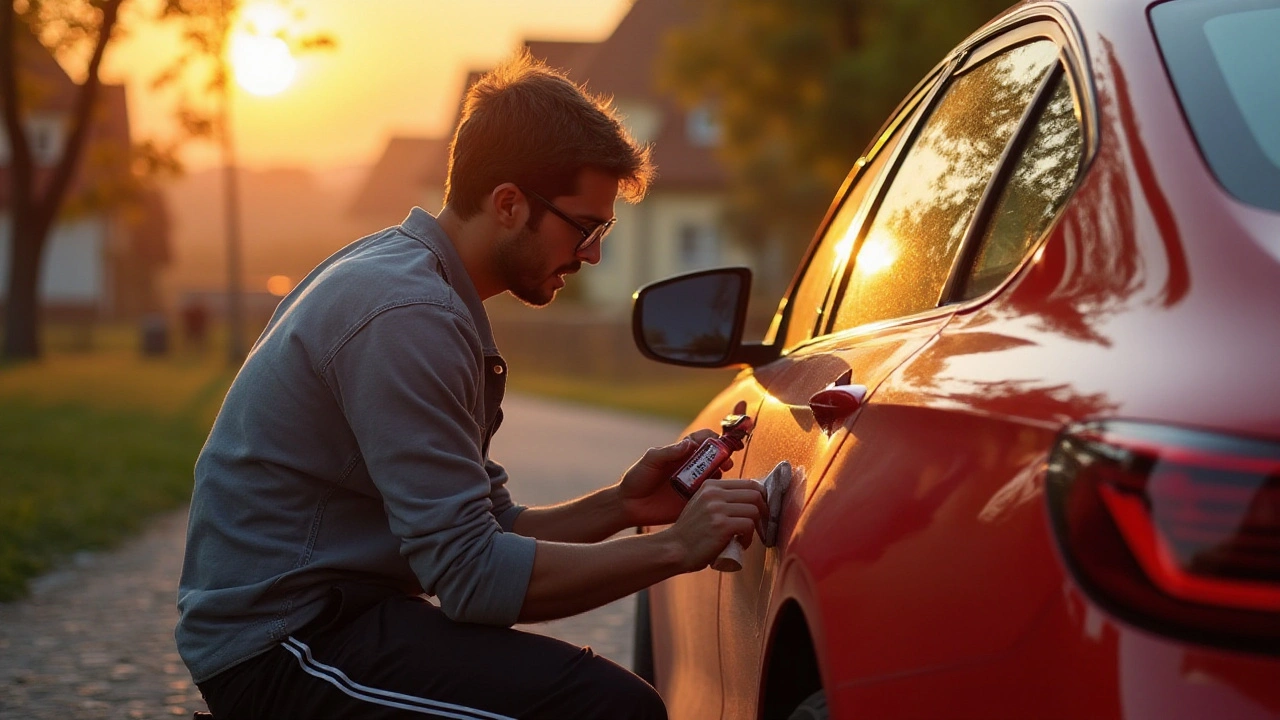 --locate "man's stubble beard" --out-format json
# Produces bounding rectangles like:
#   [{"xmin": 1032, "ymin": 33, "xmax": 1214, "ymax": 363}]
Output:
[{"xmin": 495, "ymin": 225, "xmax": 579, "ymax": 308}]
